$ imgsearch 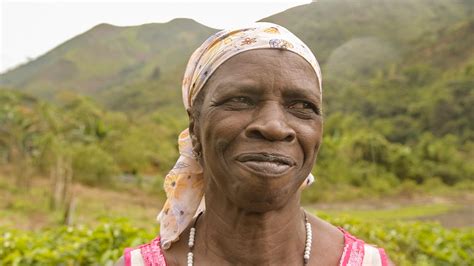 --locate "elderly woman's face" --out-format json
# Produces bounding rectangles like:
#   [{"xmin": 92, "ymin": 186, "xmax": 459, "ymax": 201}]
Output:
[{"xmin": 192, "ymin": 49, "xmax": 322, "ymax": 211}]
